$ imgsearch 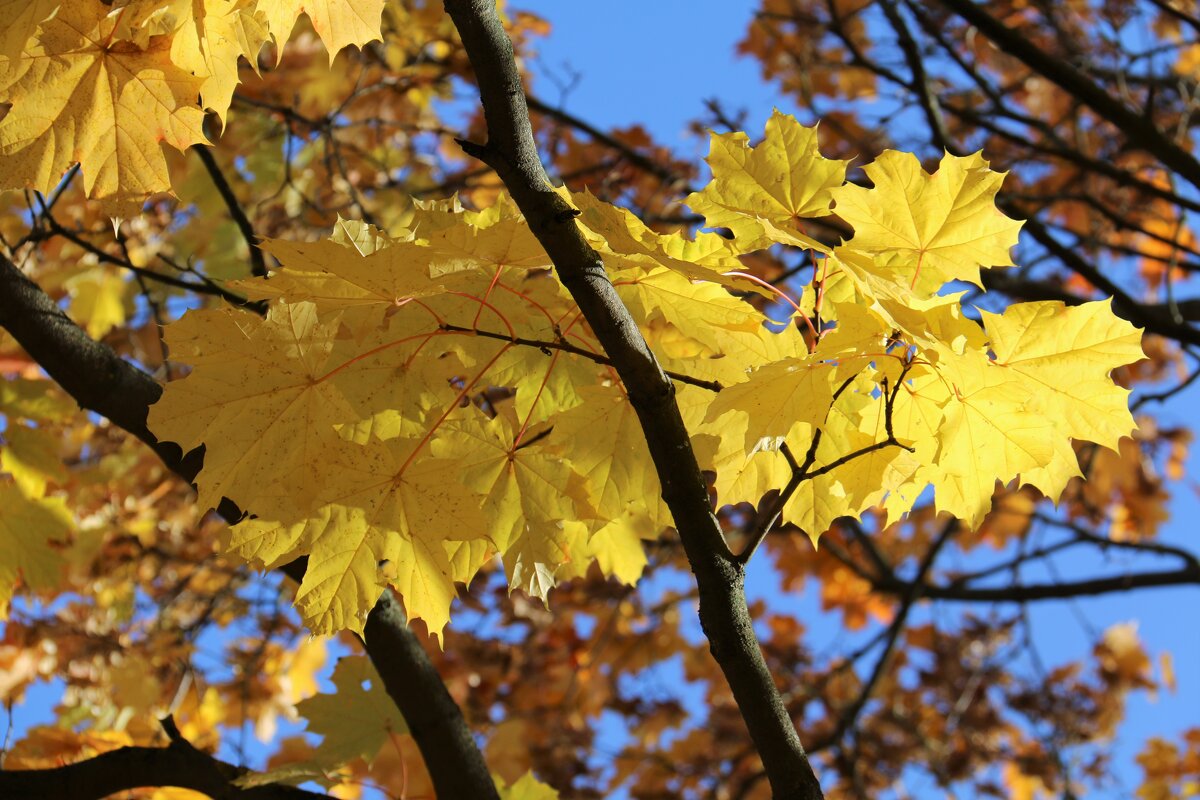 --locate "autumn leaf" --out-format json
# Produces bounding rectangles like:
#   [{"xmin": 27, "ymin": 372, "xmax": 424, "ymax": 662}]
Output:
[
  {"xmin": 259, "ymin": 0, "xmax": 386, "ymax": 63},
  {"xmin": 0, "ymin": 424, "xmax": 65, "ymax": 498},
  {"xmin": 984, "ymin": 299, "xmax": 1144, "ymax": 451},
  {"xmin": 169, "ymin": 0, "xmax": 271, "ymax": 123},
  {"xmin": 496, "ymin": 770, "xmax": 560, "ymax": 800},
  {"xmin": 0, "ymin": 483, "xmax": 72, "ymax": 617},
  {"xmin": 704, "ymin": 355, "xmax": 840, "ymax": 450},
  {"xmin": 686, "ymin": 109, "xmax": 848, "ymax": 251},
  {"xmin": 927, "ymin": 349, "xmax": 1056, "ymax": 527},
  {"xmin": 240, "ymin": 654, "xmax": 405, "ymax": 788},
  {"xmin": 0, "ymin": 0, "xmax": 208, "ymax": 213},
  {"xmin": 831, "ymin": 150, "xmax": 1022, "ymax": 293},
  {"xmin": 230, "ymin": 435, "xmax": 488, "ymax": 638},
  {"xmin": 438, "ymin": 411, "xmax": 590, "ymax": 602},
  {"xmin": 147, "ymin": 302, "xmax": 357, "ymax": 517}
]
